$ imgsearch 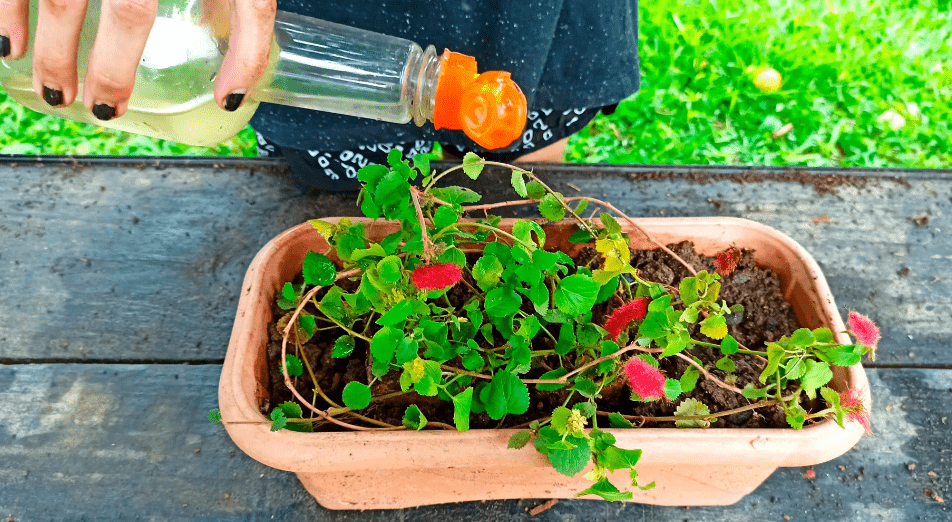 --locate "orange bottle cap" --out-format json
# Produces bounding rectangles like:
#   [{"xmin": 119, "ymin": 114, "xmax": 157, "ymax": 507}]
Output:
[{"xmin": 433, "ymin": 51, "xmax": 527, "ymax": 150}]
